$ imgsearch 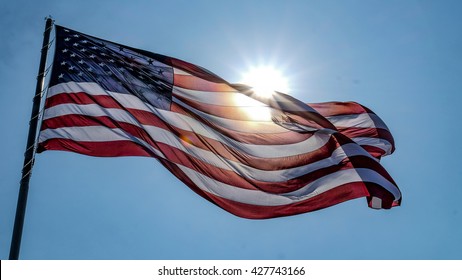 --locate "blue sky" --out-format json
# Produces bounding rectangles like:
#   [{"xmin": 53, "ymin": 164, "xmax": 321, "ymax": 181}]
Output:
[{"xmin": 1, "ymin": 0, "xmax": 461, "ymax": 259}]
